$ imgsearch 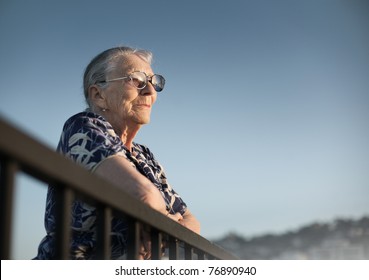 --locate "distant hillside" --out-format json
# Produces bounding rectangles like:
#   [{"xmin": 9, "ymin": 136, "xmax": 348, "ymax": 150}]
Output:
[{"xmin": 213, "ymin": 216, "xmax": 369, "ymax": 259}]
